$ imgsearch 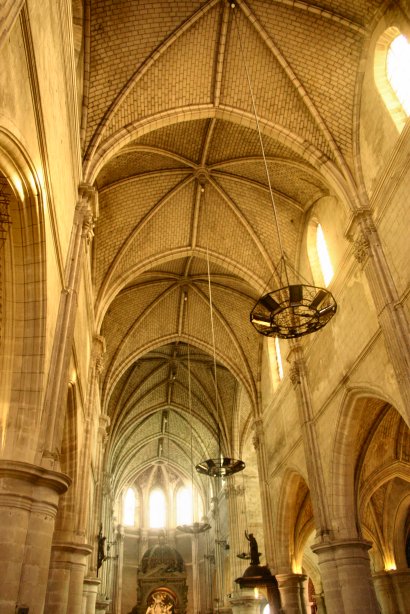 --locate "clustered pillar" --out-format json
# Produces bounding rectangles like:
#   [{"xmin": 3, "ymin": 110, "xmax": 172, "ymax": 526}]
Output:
[{"xmin": 0, "ymin": 461, "xmax": 70, "ymax": 614}]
